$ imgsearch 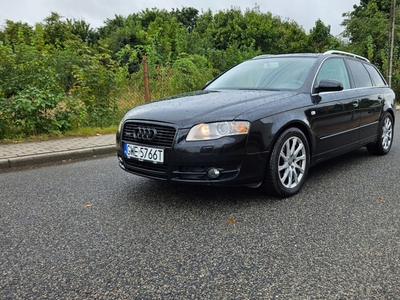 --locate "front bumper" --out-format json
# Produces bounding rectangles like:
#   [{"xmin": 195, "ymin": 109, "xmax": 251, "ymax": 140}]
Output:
[{"xmin": 117, "ymin": 127, "xmax": 268, "ymax": 186}]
